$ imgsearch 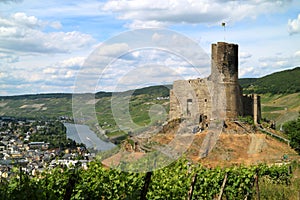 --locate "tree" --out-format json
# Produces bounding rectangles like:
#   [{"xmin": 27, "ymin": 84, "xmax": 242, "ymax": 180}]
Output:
[{"xmin": 283, "ymin": 114, "xmax": 300, "ymax": 154}]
